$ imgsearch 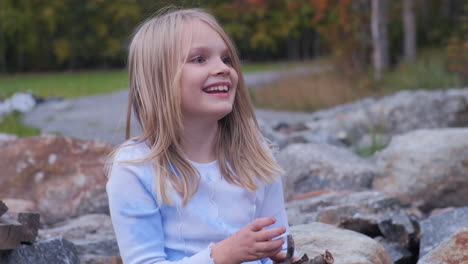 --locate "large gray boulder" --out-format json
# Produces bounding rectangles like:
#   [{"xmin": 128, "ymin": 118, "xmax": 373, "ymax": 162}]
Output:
[
  {"xmin": 291, "ymin": 222, "xmax": 392, "ymax": 264},
  {"xmin": 304, "ymin": 88, "xmax": 468, "ymax": 143},
  {"xmin": 286, "ymin": 190, "xmax": 419, "ymax": 253},
  {"xmin": 286, "ymin": 191, "xmax": 401, "ymax": 227},
  {"xmin": 276, "ymin": 143, "xmax": 376, "ymax": 199},
  {"xmin": 372, "ymin": 128, "xmax": 468, "ymax": 211}
]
